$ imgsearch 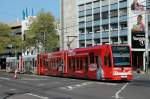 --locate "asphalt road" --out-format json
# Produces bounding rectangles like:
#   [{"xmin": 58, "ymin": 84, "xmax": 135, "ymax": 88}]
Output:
[{"xmin": 0, "ymin": 72, "xmax": 150, "ymax": 99}]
